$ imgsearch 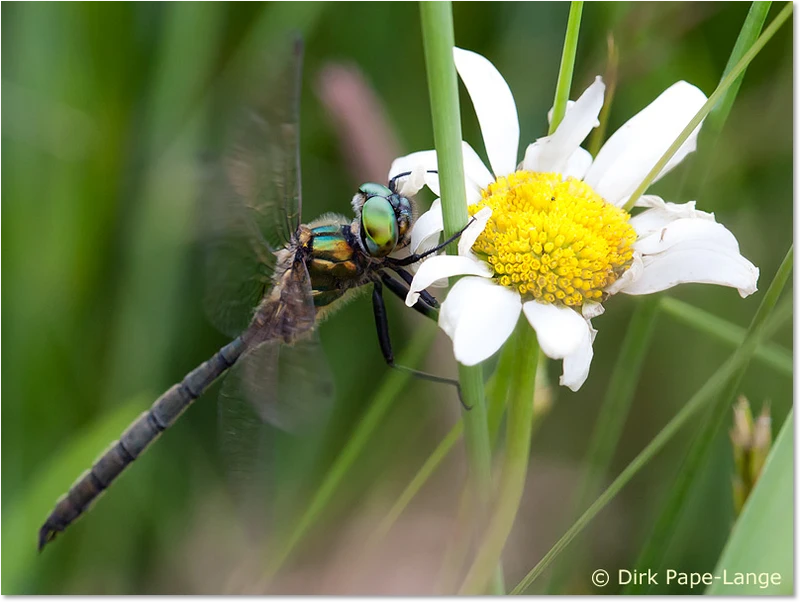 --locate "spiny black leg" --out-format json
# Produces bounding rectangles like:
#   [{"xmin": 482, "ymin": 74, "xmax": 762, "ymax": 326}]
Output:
[
  {"xmin": 390, "ymin": 266, "xmax": 439, "ymax": 309},
  {"xmin": 387, "ymin": 216, "xmax": 477, "ymax": 267},
  {"xmin": 380, "ymin": 272, "xmax": 437, "ymax": 320},
  {"xmin": 372, "ymin": 281, "xmax": 469, "ymax": 409}
]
